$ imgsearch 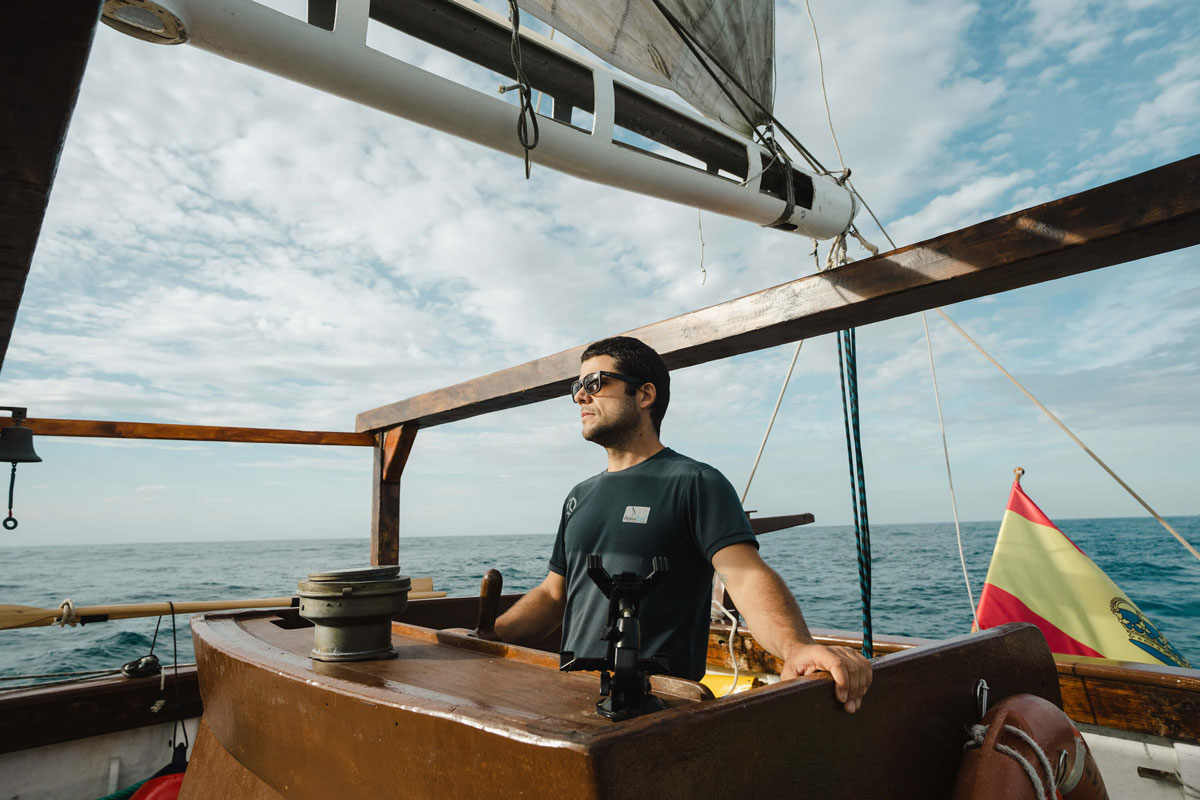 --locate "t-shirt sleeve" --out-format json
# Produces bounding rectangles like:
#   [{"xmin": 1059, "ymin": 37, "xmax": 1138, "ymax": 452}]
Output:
[
  {"xmin": 689, "ymin": 467, "xmax": 758, "ymax": 562},
  {"xmin": 548, "ymin": 498, "xmax": 568, "ymax": 575}
]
